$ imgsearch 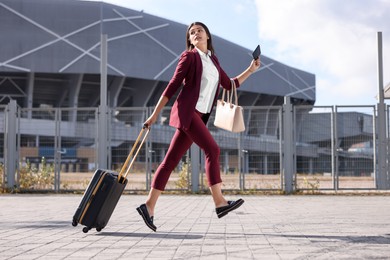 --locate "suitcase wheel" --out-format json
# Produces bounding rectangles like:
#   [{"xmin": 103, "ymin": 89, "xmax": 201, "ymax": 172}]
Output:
[
  {"xmin": 82, "ymin": 227, "xmax": 90, "ymax": 233},
  {"xmin": 72, "ymin": 220, "xmax": 78, "ymax": 227},
  {"xmin": 96, "ymin": 227, "xmax": 102, "ymax": 232}
]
